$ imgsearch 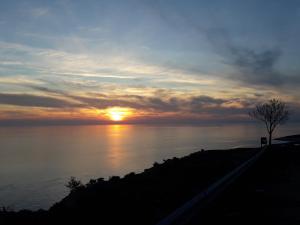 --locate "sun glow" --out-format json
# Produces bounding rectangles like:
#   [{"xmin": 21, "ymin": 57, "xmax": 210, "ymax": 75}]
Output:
[{"xmin": 106, "ymin": 107, "xmax": 132, "ymax": 122}]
